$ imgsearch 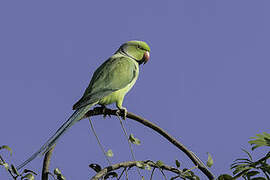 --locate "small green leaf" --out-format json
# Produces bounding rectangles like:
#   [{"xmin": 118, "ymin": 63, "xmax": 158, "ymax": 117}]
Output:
[
  {"xmin": 106, "ymin": 149, "xmax": 113, "ymax": 157},
  {"xmin": 234, "ymin": 158, "xmax": 251, "ymax": 162},
  {"xmin": 23, "ymin": 169, "xmax": 37, "ymax": 175},
  {"xmin": 145, "ymin": 164, "xmax": 151, "ymax": 171},
  {"xmin": 3, "ymin": 162, "xmax": 9, "ymax": 170},
  {"xmin": 206, "ymin": 152, "xmax": 213, "ymax": 168},
  {"xmin": 54, "ymin": 168, "xmax": 66, "ymax": 180},
  {"xmin": 251, "ymin": 177, "xmax": 267, "ymax": 180},
  {"xmin": 241, "ymin": 148, "xmax": 253, "ymax": 161},
  {"xmin": 263, "ymin": 132, "xmax": 270, "ymax": 138},
  {"xmin": 89, "ymin": 164, "xmax": 102, "ymax": 172},
  {"xmin": 104, "ymin": 172, "xmax": 118, "ymax": 179},
  {"xmin": 246, "ymin": 170, "xmax": 260, "ymax": 177},
  {"xmin": 141, "ymin": 176, "xmax": 145, "ymax": 180},
  {"xmin": 0, "ymin": 145, "xmax": 12, "ymax": 156},
  {"xmin": 129, "ymin": 134, "xmax": 141, "ymax": 145},
  {"xmin": 232, "ymin": 165, "xmax": 252, "ymax": 175},
  {"xmin": 175, "ymin": 159, "xmax": 180, "ymax": 168},
  {"xmin": 249, "ymin": 132, "xmax": 270, "ymax": 150},
  {"xmin": 22, "ymin": 173, "xmax": 35, "ymax": 180},
  {"xmin": 57, "ymin": 175, "xmax": 66, "ymax": 180},
  {"xmin": 54, "ymin": 168, "xmax": 61, "ymax": 176},
  {"xmin": 156, "ymin": 160, "xmax": 164, "ymax": 167},
  {"xmin": 251, "ymin": 145, "xmax": 261, "ymax": 151},
  {"xmin": 261, "ymin": 162, "xmax": 270, "ymax": 173},
  {"xmin": 183, "ymin": 170, "xmax": 194, "ymax": 178},
  {"xmin": 136, "ymin": 161, "xmax": 145, "ymax": 169},
  {"xmin": 11, "ymin": 164, "xmax": 19, "ymax": 176},
  {"xmin": 265, "ymin": 137, "xmax": 270, "ymax": 145},
  {"xmin": 217, "ymin": 174, "xmax": 233, "ymax": 180}
]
